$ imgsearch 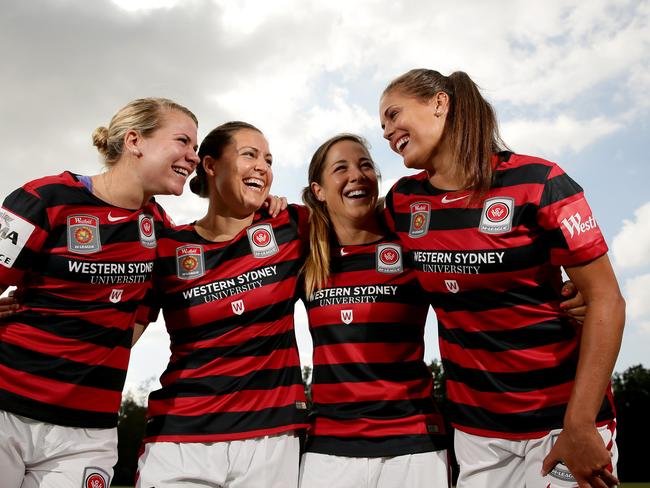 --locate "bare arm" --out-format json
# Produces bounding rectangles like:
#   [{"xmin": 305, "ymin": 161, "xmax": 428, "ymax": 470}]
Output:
[
  {"xmin": 0, "ymin": 286, "xmax": 19, "ymax": 318},
  {"xmin": 132, "ymin": 322, "xmax": 146, "ymax": 346},
  {"xmin": 543, "ymin": 254, "xmax": 625, "ymax": 487}
]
